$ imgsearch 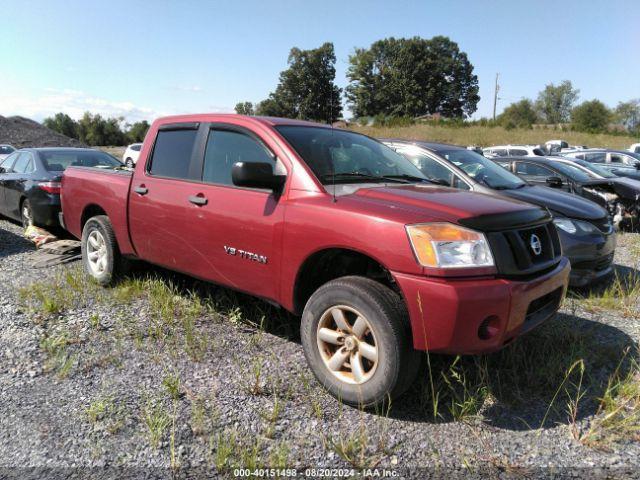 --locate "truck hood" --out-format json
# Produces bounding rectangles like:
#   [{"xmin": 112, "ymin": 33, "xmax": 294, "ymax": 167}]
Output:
[
  {"xmin": 351, "ymin": 184, "xmax": 543, "ymax": 225},
  {"xmin": 499, "ymin": 185, "xmax": 606, "ymax": 220}
]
